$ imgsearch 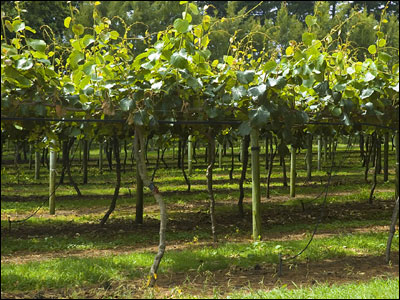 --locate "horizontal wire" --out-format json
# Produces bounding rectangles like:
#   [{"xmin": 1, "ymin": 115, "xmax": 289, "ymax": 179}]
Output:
[{"xmin": 1, "ymin": 116, "xmax": 398, "ymax": 130}]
